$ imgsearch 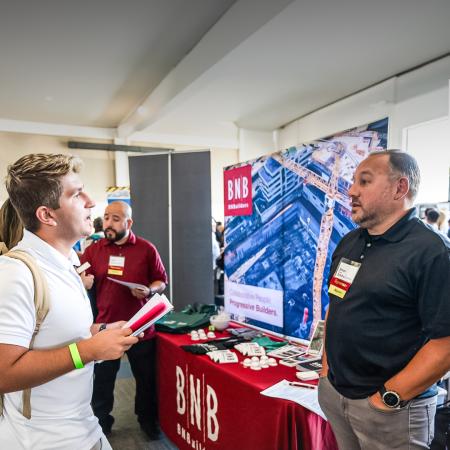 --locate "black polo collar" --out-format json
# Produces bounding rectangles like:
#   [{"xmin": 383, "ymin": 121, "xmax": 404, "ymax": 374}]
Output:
[{"xmin": 360, "ymin": 208, "xmax": 418, "ymax": 243}]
